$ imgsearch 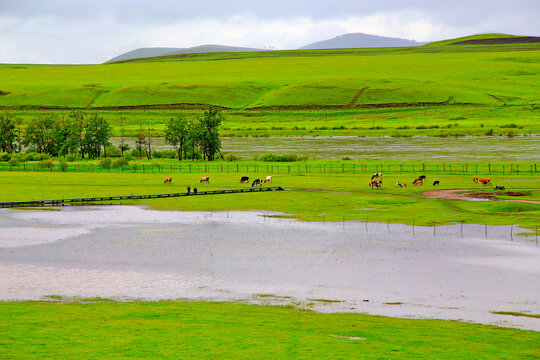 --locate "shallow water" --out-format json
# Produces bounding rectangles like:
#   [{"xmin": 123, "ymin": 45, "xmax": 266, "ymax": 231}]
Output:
[
  {"xmin": 1, "ymin": 206, "xmax": 539, "ymax": 331},
  {"xmin": 112, "ymin": 136, "xmax": 540, "ymax": 161}
]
